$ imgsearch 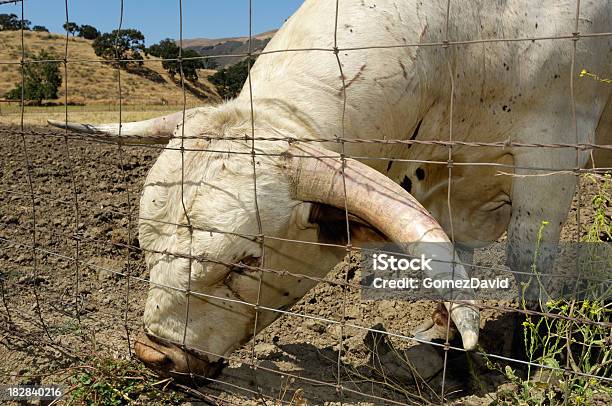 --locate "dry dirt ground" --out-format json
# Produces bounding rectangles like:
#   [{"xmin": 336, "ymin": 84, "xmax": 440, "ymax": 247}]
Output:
[{"xmin": 0, "ymin": 124, "xmax": 608, "ymax": 405}]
